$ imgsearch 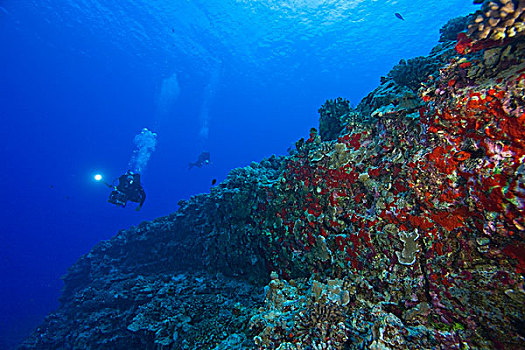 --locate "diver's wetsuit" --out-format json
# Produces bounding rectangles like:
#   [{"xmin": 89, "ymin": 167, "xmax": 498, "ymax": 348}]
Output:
[
  {"xmin": 189, "ymin": 151, "xmax": 211, "ymax": 169},
  {"xmin": 108, "ymin": 172, "xmax": 146, "ymax": 208}
]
